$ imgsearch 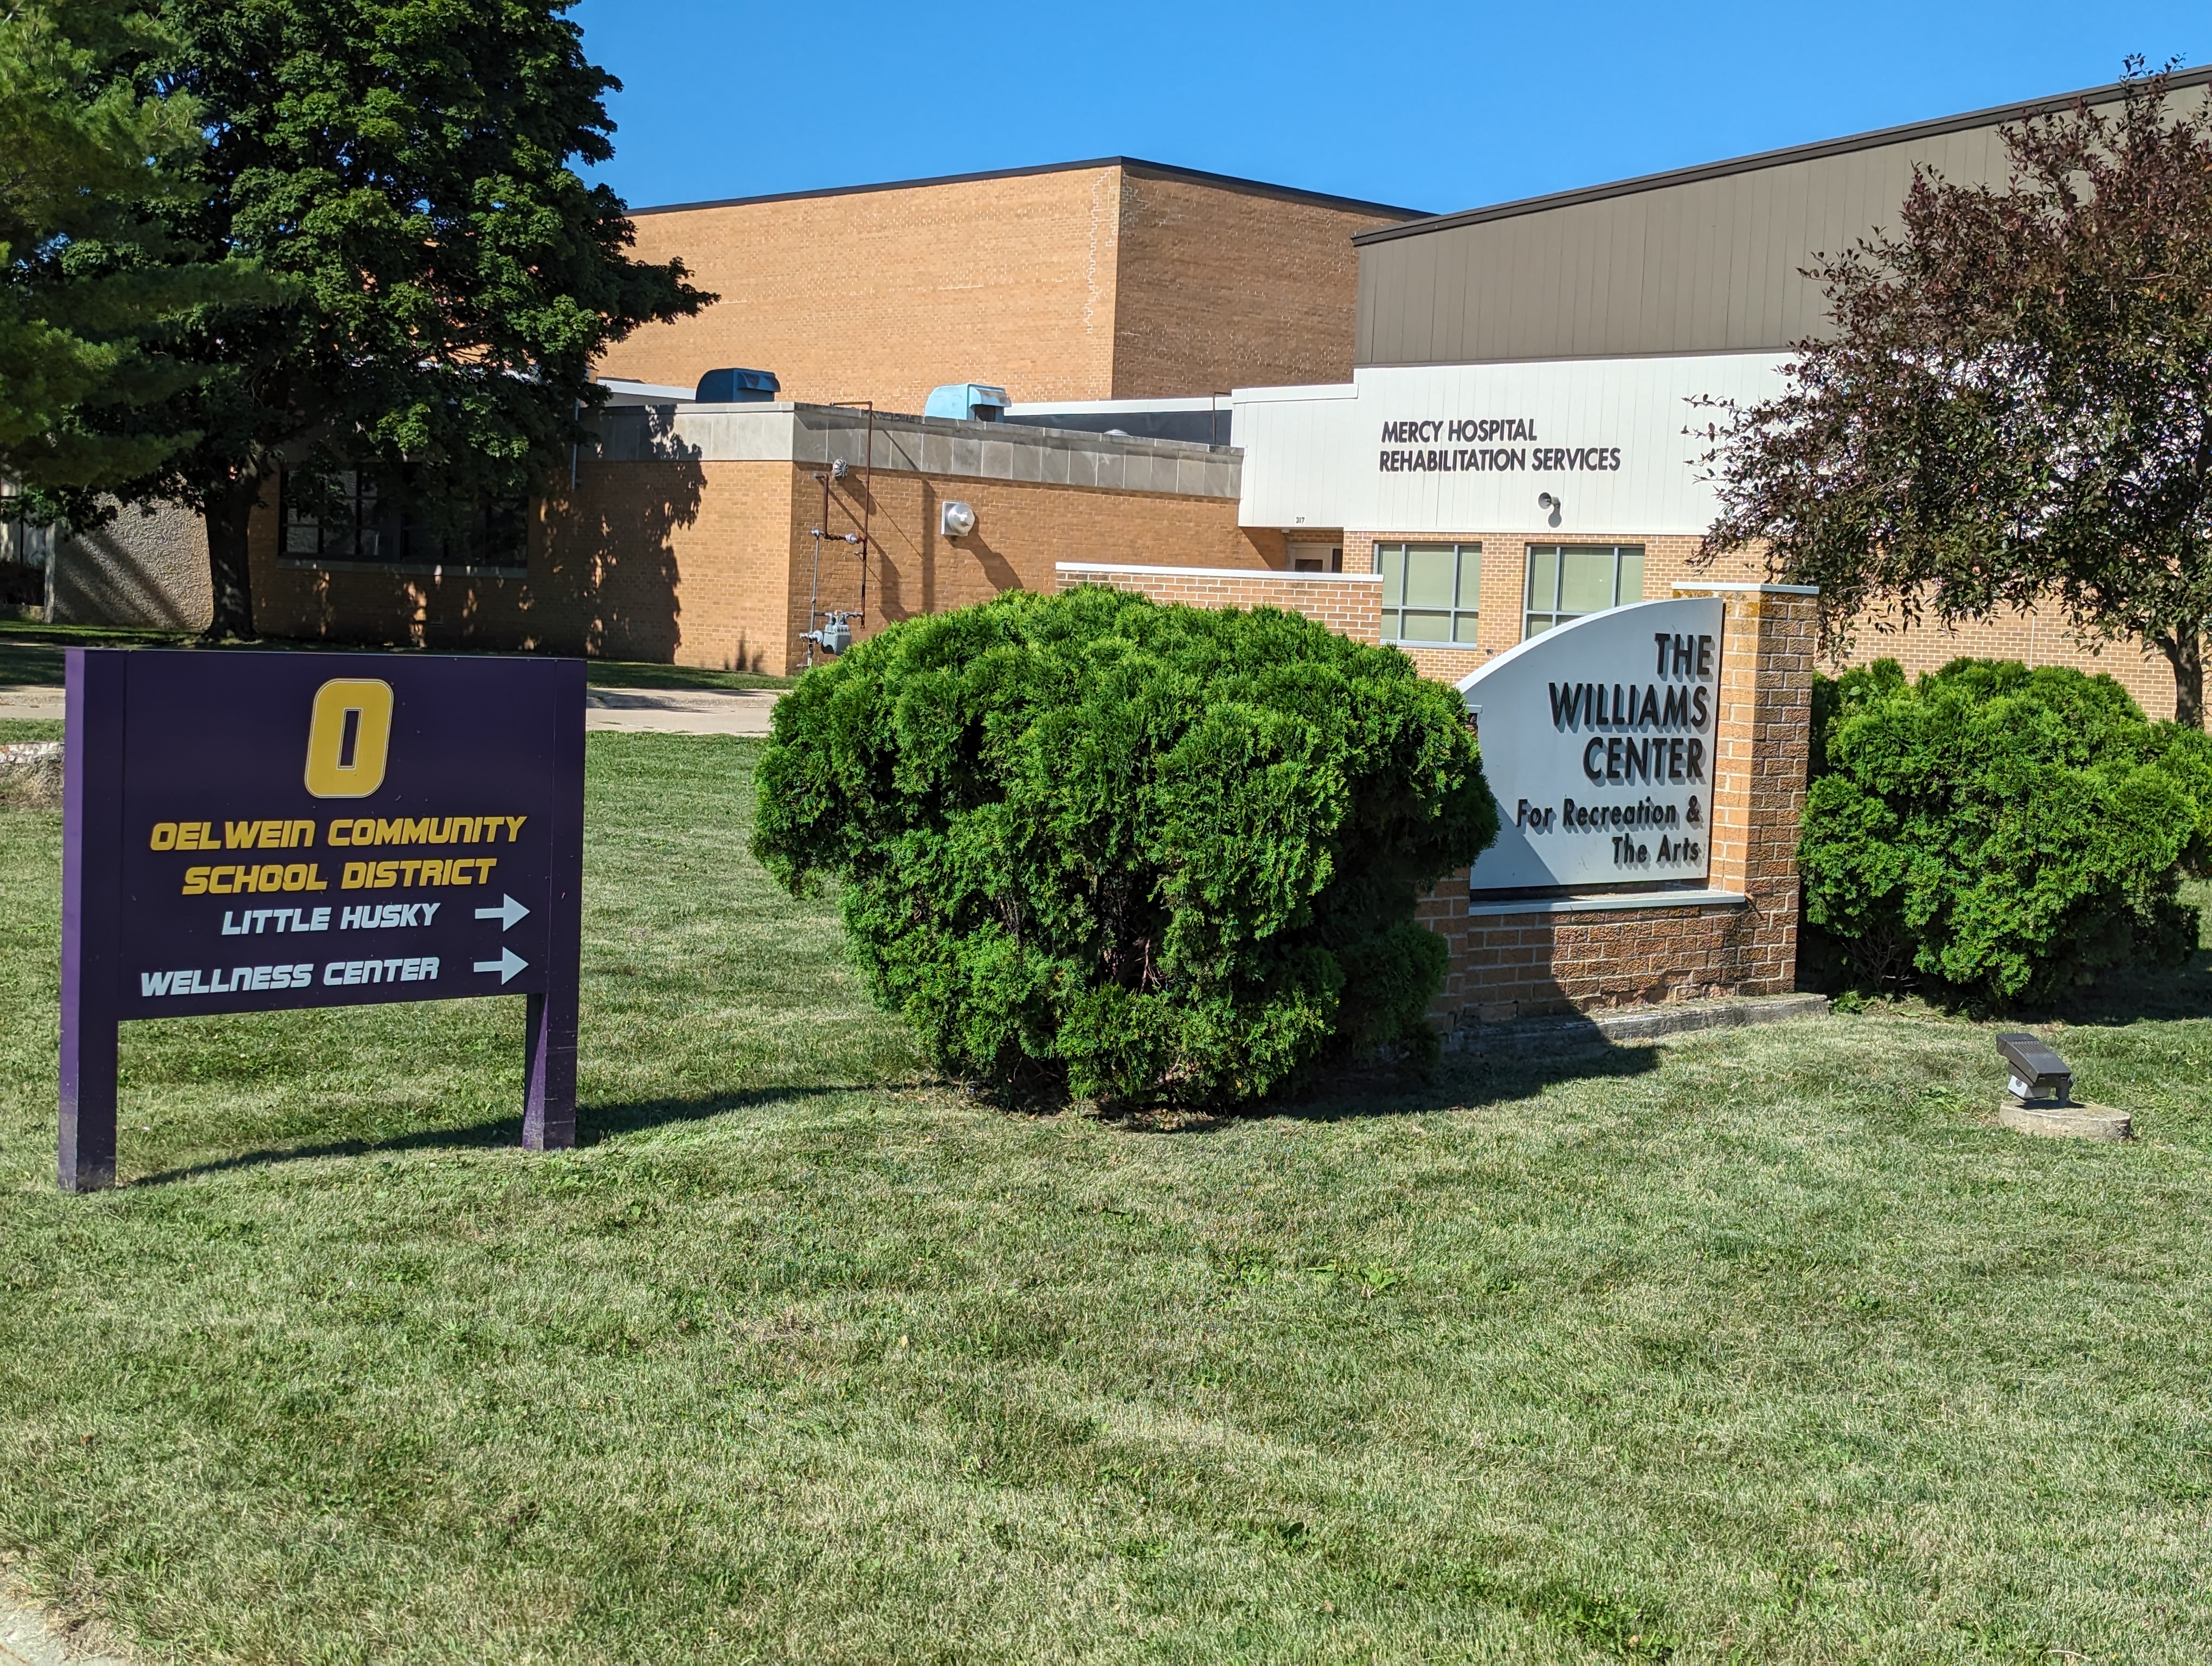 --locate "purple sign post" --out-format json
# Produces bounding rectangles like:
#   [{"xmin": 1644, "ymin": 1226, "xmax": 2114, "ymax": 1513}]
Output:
[{"xmin": 59, "ymin": 649, "xmax": 586, "ymax": 1190}]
